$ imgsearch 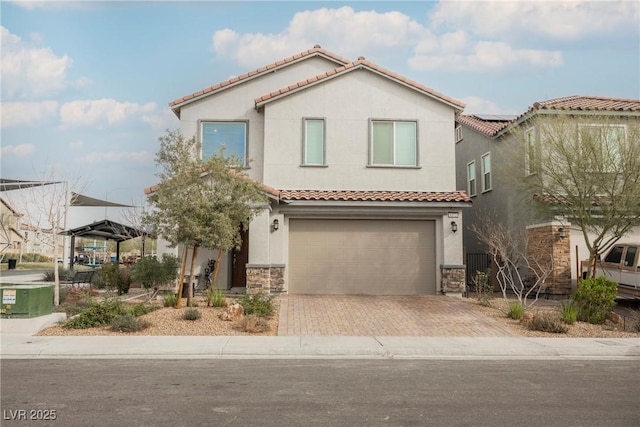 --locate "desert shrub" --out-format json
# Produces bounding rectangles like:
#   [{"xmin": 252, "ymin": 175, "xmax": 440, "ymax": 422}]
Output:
[
  {"xmin": 100, "ymin": 263, "xmax": 131, "ymax": 295},
  {"xmin": 164, "ymin": 293, "xmax": 178, "ymax": 308},
  {"xmin": 507, "ymin": 301, "xmax": 525, "ymax": 319},
  {"xmin": 472, "ymin": 270, "xmax": 493, "ymax": 306},
  {"xmin": 182, "ymin": 308, "xmax": 202, "ymax": 321},
  {"xmin": 129, "ymin": 254, "xmax": 179, "ymax": 290},
  {"xmin": 235, "ymin": 314, "xmax": 269, "ymax": 333},
  {"xmin": 207, "ymin": 289, "xmax": 228, "ymax": 307},
  {"xmin": 573, "ymin": 276, "xmax": 617, "ymax": 324},
  {"xmin": 525, "ymin": 312, "xmax": 568, "ymax": 334},
  {"xmin": 42, "ymin": 268, "xmax": 75, "ymax": 282},
  {"xmin": 63, "ymin": 297, "xmax": 125, "ymax": 329},
  {"xmin": 238, "ymin": 293, "xmax": 274, "ymax": 317},
  {"xmin": 125, "ymin": 303, "xmax": 151, "ymax": 317},
  {"xmin": 558, "ymin": 300, "xmax": 578, "ymax": 325},
  {"xmin": 110, "ymin": 314, "xmax": 150, "ymax": 333}
]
